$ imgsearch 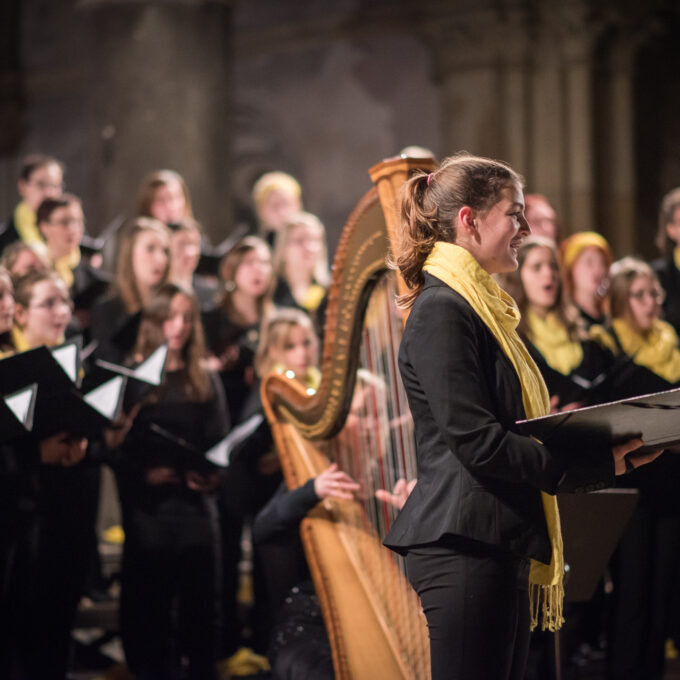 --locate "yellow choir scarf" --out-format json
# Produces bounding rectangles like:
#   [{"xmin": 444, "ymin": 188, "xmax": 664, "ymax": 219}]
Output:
[
  {"xmin": 14, "ymin": 201, "xmax": 46, "ymax": 248},
  {"xmin": 591, "ymin": 317, "xmax": 680, "ymax": 384},
  {"xmin": 301, "ymin": 282, "xmax": 326, "ymax": 313},
  {"xmin": 424, "ymin": 241, "xmax": 564, "ymax": 632},
  {"xmin": 52, "ymin": 248, "xmax": 81, "ymax": 290},
  {"xmin": 674, "ymin": 247, "xmax": 680, "ymax": 272},
  {"xmin": 526, "ymin": 310, "xmax": 583, "ymax": 376},
  {"xmin": 273, "ymin": 363, "xmax": 321, "ymax": 392},
  {"xmin": 11, "ymin": 325, "xmax": 64, "ymax": 353}
]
